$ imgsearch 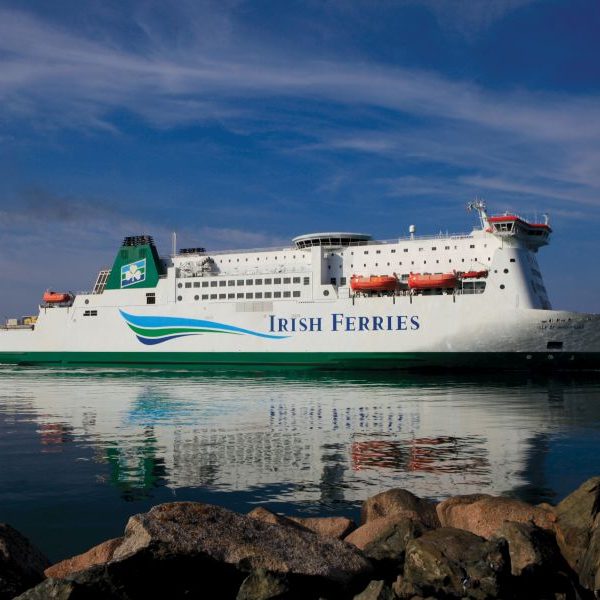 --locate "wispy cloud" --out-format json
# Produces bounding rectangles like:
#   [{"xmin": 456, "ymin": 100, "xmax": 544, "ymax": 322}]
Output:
[{"xmin": 0, "ymin": 4, "xmax": 598, "ymax": 221}]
